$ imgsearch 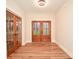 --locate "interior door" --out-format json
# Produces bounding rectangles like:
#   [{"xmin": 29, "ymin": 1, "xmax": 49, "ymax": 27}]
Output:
[
  {"xmin": 6, "ymin": 10, "xmax": 15, "ymax": 55},
  {"xmin": 15, "ymin": 16, "xmax": 22, "ymax": 47},
  {"xmin": 32, "ymin": 21, "xmax": 41, "ymax": 42},
  {"xmin": 6, "ymin": 10, "xmax": 22, "ymax": 56},
  {"xmin": 41, "ymin": 21, "xmax": 51, "ymax": 42},
  {"xmin": 32, "ymin": 21, "xmax": 51, "ymax": 42}
]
